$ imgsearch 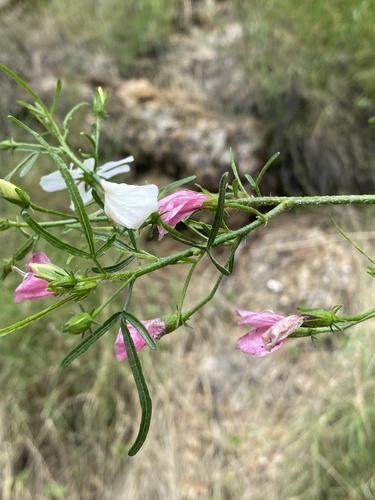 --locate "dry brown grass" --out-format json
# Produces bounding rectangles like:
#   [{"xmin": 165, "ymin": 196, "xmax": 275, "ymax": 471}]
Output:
[{"xmin": 1, "ymin": 209, "xmax": 375, "ymax": 499}]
